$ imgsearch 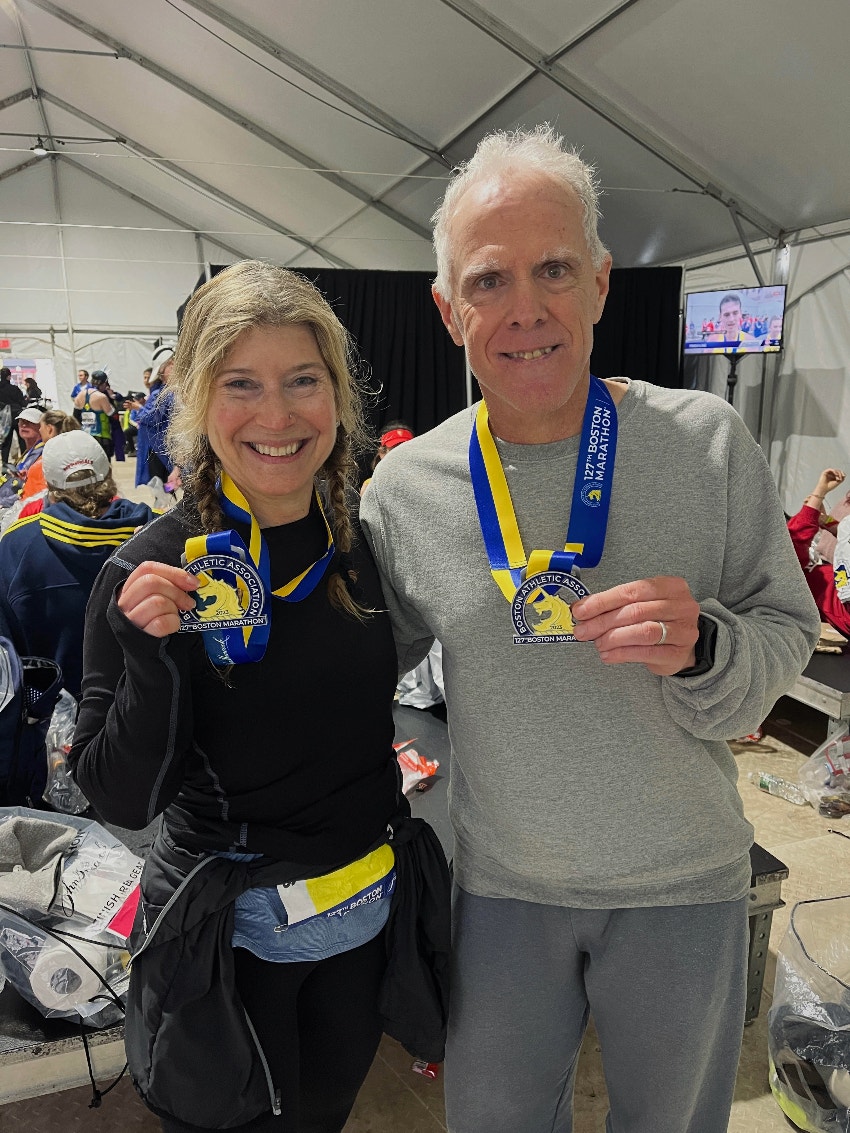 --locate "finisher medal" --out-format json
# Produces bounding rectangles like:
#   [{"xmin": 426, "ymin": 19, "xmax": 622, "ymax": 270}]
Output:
[
  {"xmin": 179, "ymin": 532, "xmax": 269, "ymax": 667},
  {"xmin": 178, "ymin": 473, "xmax": 336, "ymax": 666},
  {"xmin": 468, "ymin": 374, "xmax": 618, "ymax": 645},
  {"xmin": 512, "ymin": 569, "xmax": 590, "ymax": 645}
]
